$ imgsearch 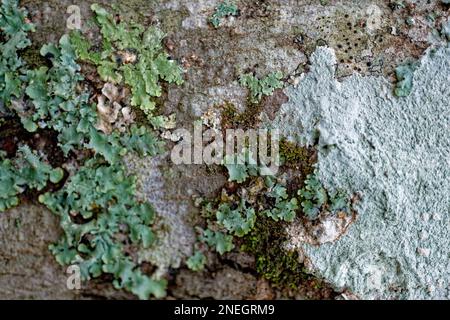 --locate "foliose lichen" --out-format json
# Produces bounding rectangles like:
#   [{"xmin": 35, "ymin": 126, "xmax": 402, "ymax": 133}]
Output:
[{"xmin": 0, "ymin": 0, "xmax": 180, "ymax": 299}]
